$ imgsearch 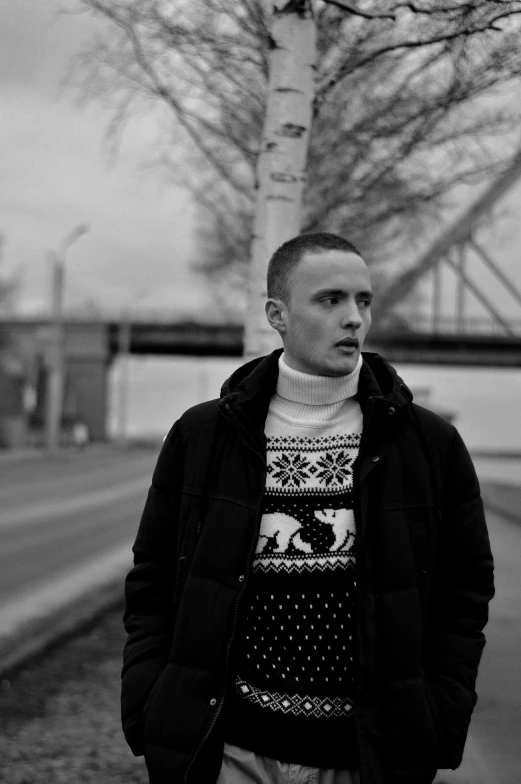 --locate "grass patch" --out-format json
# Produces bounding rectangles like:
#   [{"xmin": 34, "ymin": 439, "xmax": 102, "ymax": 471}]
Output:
[{"xmin": 0, "ymin": 607, "xmax": 148, "ymax": 784}]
